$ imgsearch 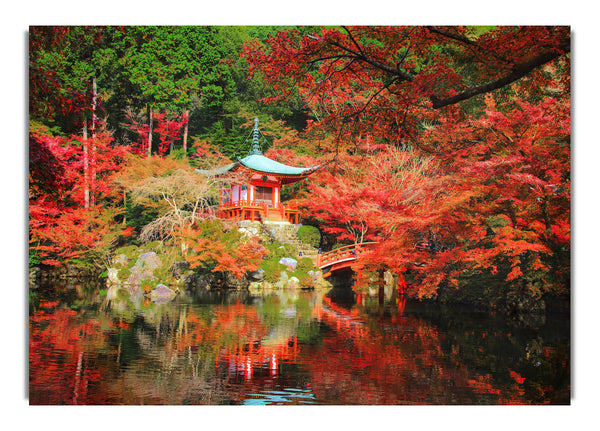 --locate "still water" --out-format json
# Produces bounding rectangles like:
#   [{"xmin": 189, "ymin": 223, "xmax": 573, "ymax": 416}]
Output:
[{"xmin": 29, "ymin": 281, "xmax": 570, "ymax": 405}]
